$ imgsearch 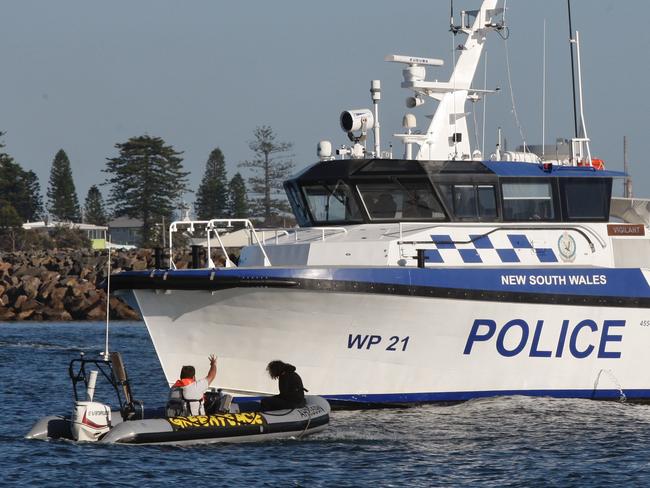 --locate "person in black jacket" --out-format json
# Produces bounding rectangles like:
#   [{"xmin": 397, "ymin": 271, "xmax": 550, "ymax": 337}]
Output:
[{"xmin": 260, "ymin": 360, "xmax": 306, "ymax": 411}]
